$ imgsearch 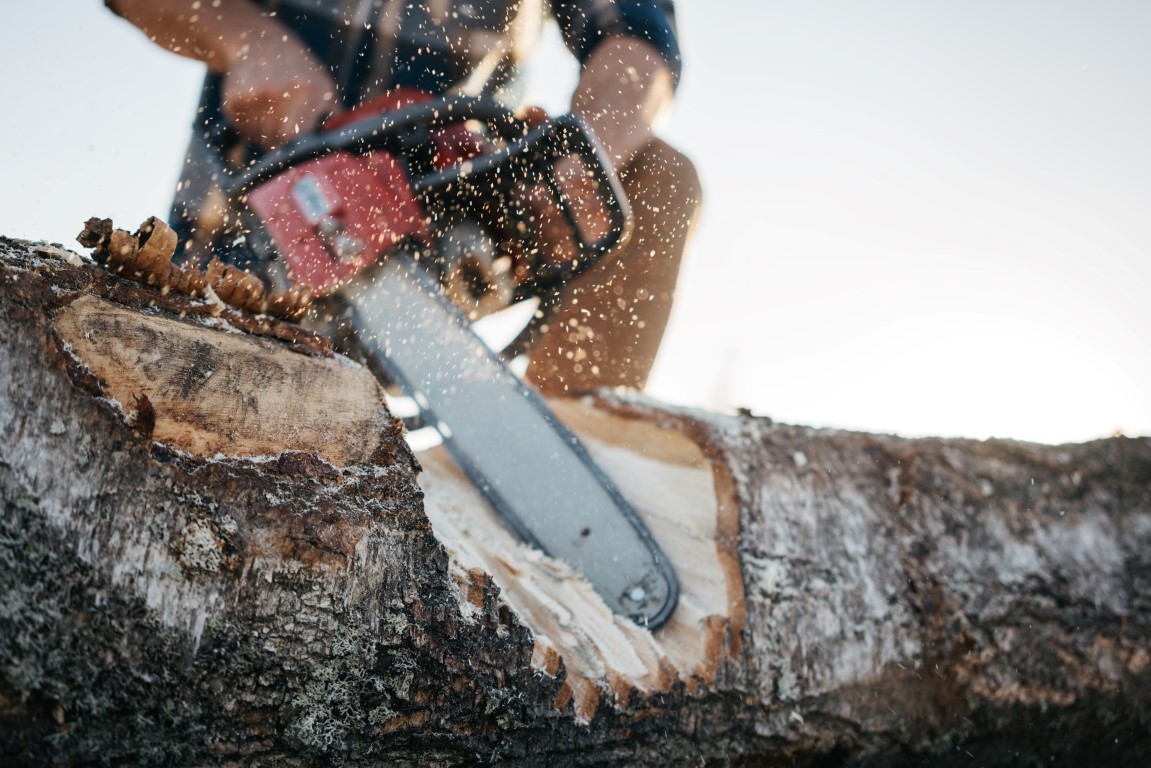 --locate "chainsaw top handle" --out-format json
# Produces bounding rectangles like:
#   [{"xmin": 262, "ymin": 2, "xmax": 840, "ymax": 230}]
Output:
[{"xmin": 228, "ymin": 95, "xmax": 632, "ymax": 282}]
